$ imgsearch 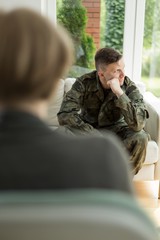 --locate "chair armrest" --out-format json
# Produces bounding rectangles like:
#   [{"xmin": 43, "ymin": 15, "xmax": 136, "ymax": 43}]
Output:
[
  {"xmin": 143, "ymin": 92, "xmax": 160, "ymax": 179},
  {"xmin": 143, "ymin": 92, "xmax": 160, "ymax": 145}
]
